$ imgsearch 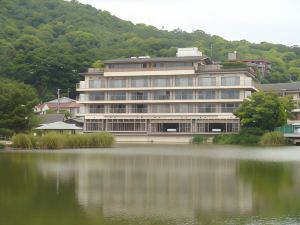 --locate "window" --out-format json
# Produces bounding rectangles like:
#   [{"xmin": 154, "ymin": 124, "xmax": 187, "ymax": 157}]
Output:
[
  {"xmin": 175, "ymin": 77, "xmax": 193, "ymax": 86},
  {"xmin": 175, "ymin": 90, "xmax": 193, "ymax": 100},
  {"xmin": 221, "ymin": 90, "xmax": 240, "ymax": 99},
  {"xmin": 89, "ymin": 80, "xmax": 105, "ymax": 88},
  {"xmin": 153, "ymin": 90, "xmax": 170, "ymax": 100},
  {"xmin": 152, "ymin": 78, "xmax": 170, "ymax": 87},
  {"xmin": 110, "ymin": 104, "xmax": 126, "ymax": 113},
  {"xmin": 175, "ymin": 104, "xmax": 193, "ymax": 113},
  {"xmin": 131, "ymin": 91, "xmax": 148, "ymax": 100},
  {"xmin": 109, "ymin": 92, "xmax": 126, "ymax": 100},
  {"xmin": 131, "ymin": 79, "xmax": 148, "ymax": 87},
  {"xmin": 221, "ymin": 76, "xmax": 240, "ymax": 86},
  {"xmin": 86, "ymin": 119, "xmax": 104, "ymax": 131},
  {"xmin": 198, "ymin": 103, "xmax": 217, "ymax": 113},
  {"xmin": 152, "ymin": 104, "xmax": 170, "ymax": 113},
  {"xmin": 198, "ymin": 90, "xmax": 216, "ymax": 99},
  {"xmin": 198, "ymin": 77, "xmax": 216, "ymax": 86},
  {"xmin": 109, "ymin": 79, "xmax": 126, "ymax": 88},
  {"xmin": 108, "ymin": 64, "xmax": 143, "ymax": 69},
  {"xmin": 131, "ymin": 104, "xmax": 147, "ymax": 113},
  {"xmin": 89, "ymin": 105, "xmax": 105, "ymax": 113},
  {"xmin": 221, "ymin": 103, "xmax": 240, "ymax": 113},
  {"xmin": 89, "ymin": 92, "xmax": 105, "ymax": 101}
]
